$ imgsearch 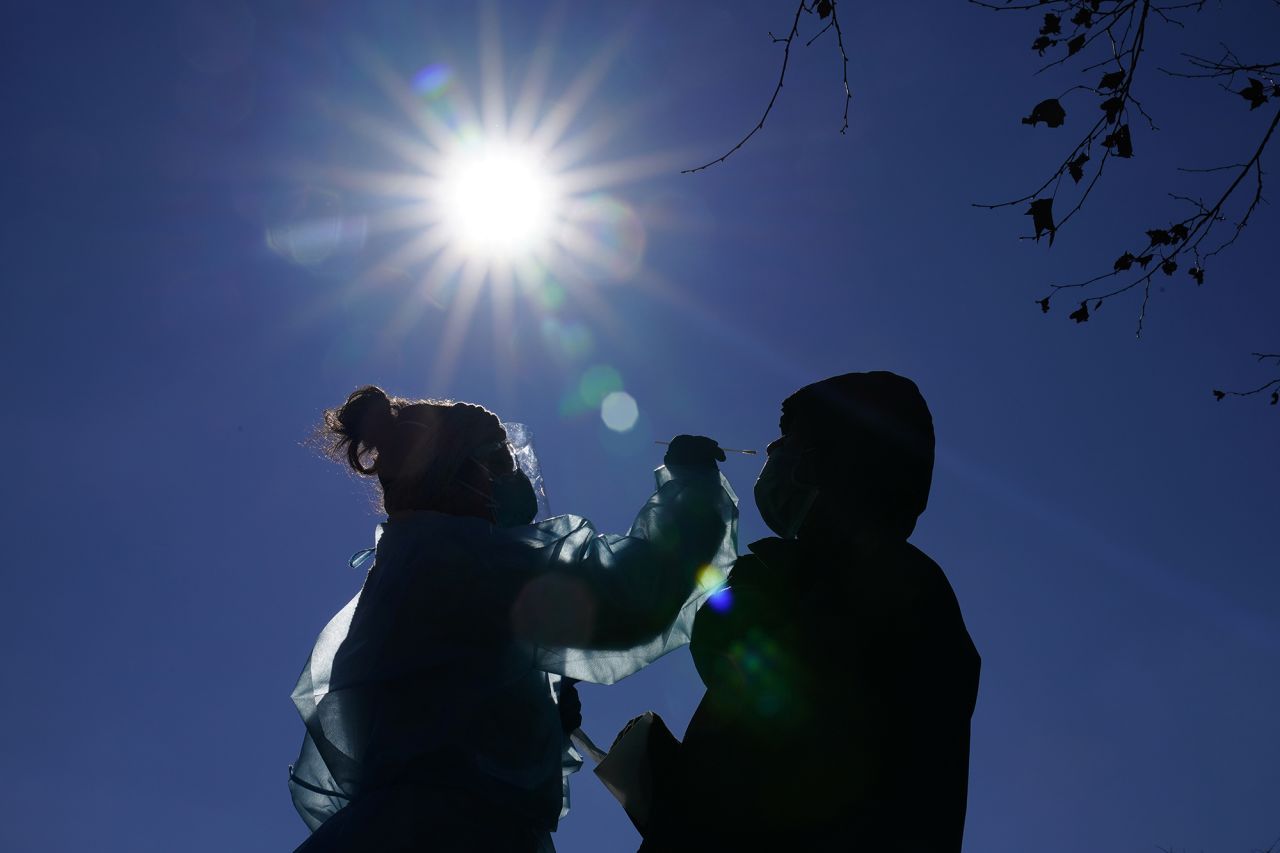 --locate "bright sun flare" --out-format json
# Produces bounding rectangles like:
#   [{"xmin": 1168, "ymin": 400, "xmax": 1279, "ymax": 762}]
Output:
[
  {"xmin": 439, "ymin": 142, "xmax": 560, "ymax": 259},
  {"xmin": 293, "ymin": 12, "xmax": 679, "ymax": 387}
]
